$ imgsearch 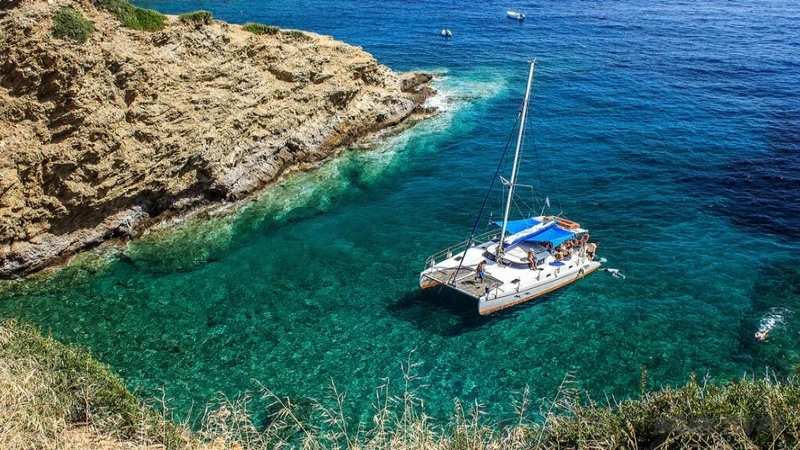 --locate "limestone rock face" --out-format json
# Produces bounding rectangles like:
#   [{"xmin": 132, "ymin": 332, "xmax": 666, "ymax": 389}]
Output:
[{"xmin": 0, "ymin": 0, "xmax": 433, "ymax": 276}]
